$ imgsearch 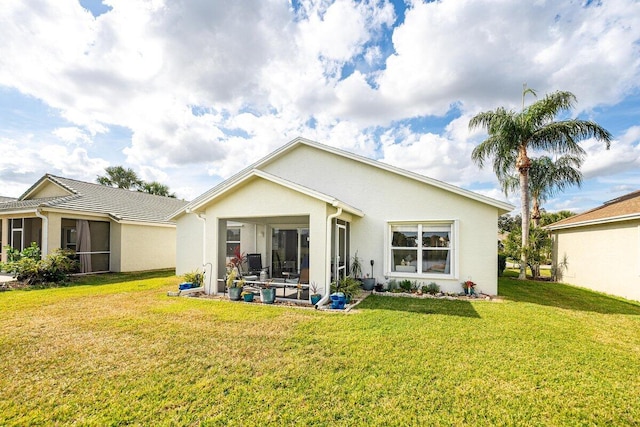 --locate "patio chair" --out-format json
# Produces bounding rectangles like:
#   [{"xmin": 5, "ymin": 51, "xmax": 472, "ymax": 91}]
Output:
[{"xmin": 246, "ymin": 253, "xmax": 267, "ymax": 279}]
